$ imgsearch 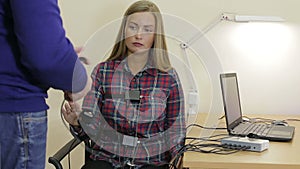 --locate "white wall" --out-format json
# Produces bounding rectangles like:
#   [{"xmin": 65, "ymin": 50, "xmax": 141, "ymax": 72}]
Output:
[
  {"xmin": 46, "ymin": 0, "xmax": 300, "ymax": 168},
  {"xmin": 56, "ymin": 0, "xmax": 300, "ymax": 115}
]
